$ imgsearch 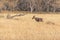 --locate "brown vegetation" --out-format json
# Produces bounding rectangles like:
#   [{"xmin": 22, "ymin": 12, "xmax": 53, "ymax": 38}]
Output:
[{"xmin": 0, "ymin": 0, "xmax": 60, "ymax": 12}]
